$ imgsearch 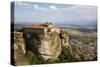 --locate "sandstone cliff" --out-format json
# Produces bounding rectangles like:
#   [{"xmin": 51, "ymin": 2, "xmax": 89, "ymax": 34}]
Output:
[
  {"xmin": 12, "ymin": 32, "xmax": 30, "ymax": 65},
  {"xmin": 23, "ymin": 31, "xmax": 63, "ymax": 60},
  {"xmin": 12, "ymin": 29, "xmax": 70, "ymax": 61}
]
